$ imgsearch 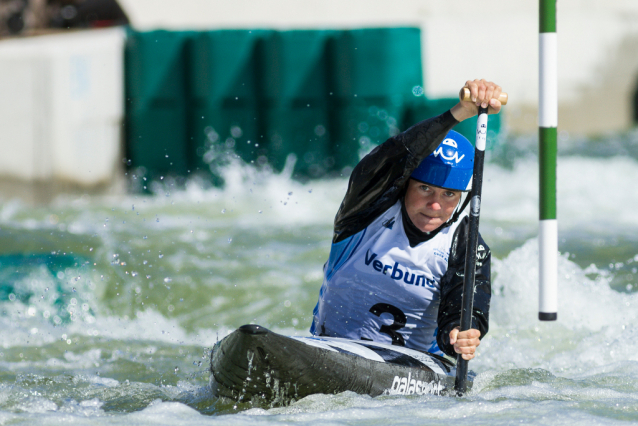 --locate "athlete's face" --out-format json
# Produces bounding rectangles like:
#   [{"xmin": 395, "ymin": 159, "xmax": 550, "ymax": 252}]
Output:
[{"xmin": 404, "ymin": 179, "xmax": 462, "ymax": 233}]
